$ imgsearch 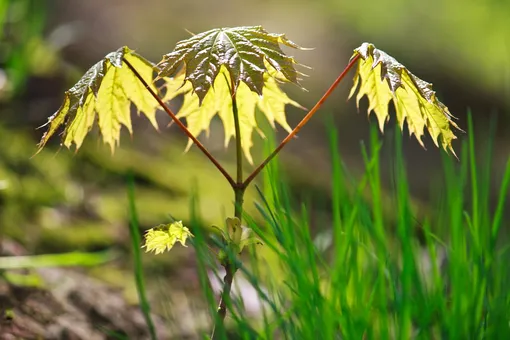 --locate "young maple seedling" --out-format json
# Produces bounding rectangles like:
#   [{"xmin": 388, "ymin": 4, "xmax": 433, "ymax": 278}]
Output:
[{"xmin": 37, "ymin": 26, "xmax": 461, "ymax": 338}]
